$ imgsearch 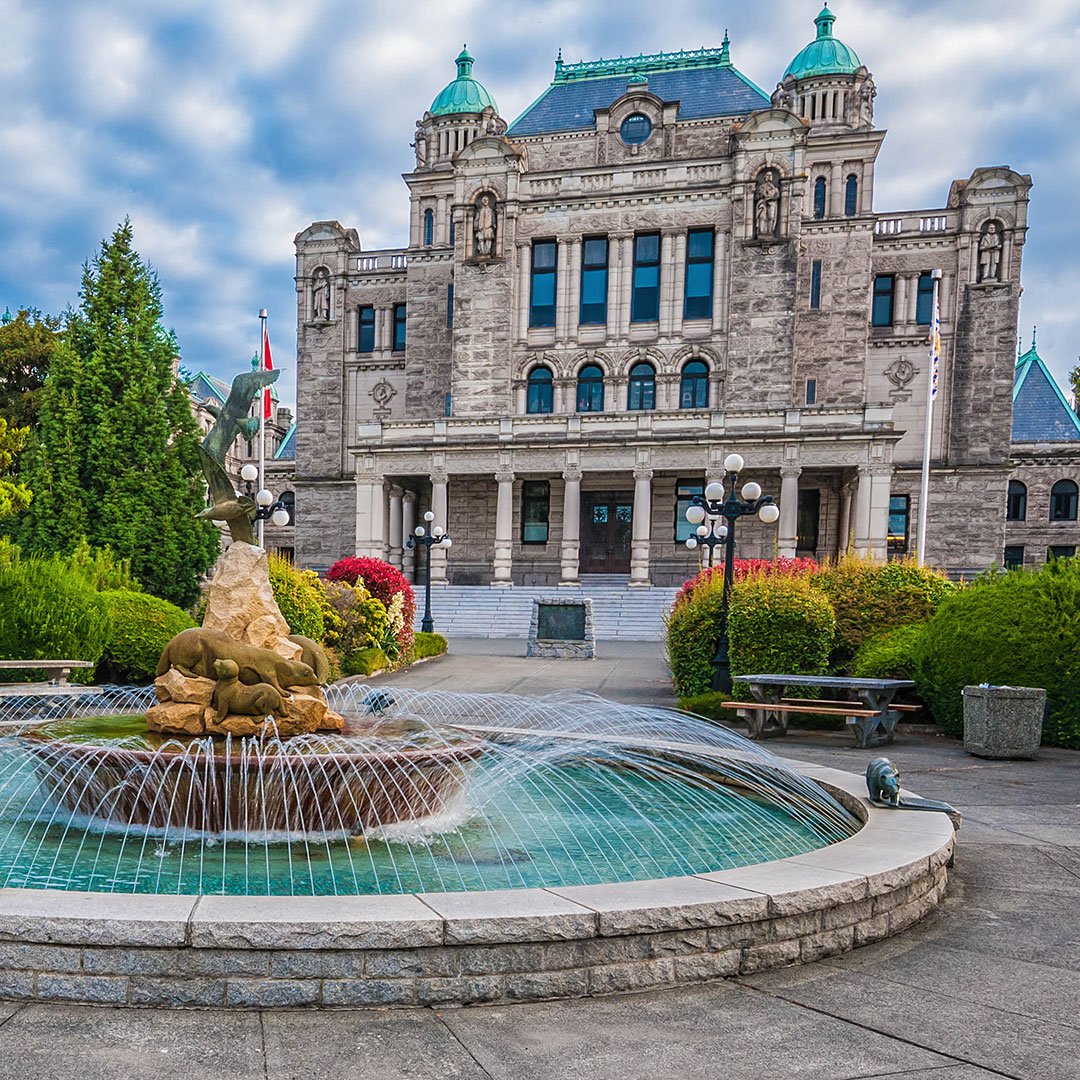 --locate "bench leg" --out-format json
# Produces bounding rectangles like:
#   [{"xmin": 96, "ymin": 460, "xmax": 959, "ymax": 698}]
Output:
[{"xmin": 852, "ymin": 711, "xmax": 898, "ymax": 749}]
